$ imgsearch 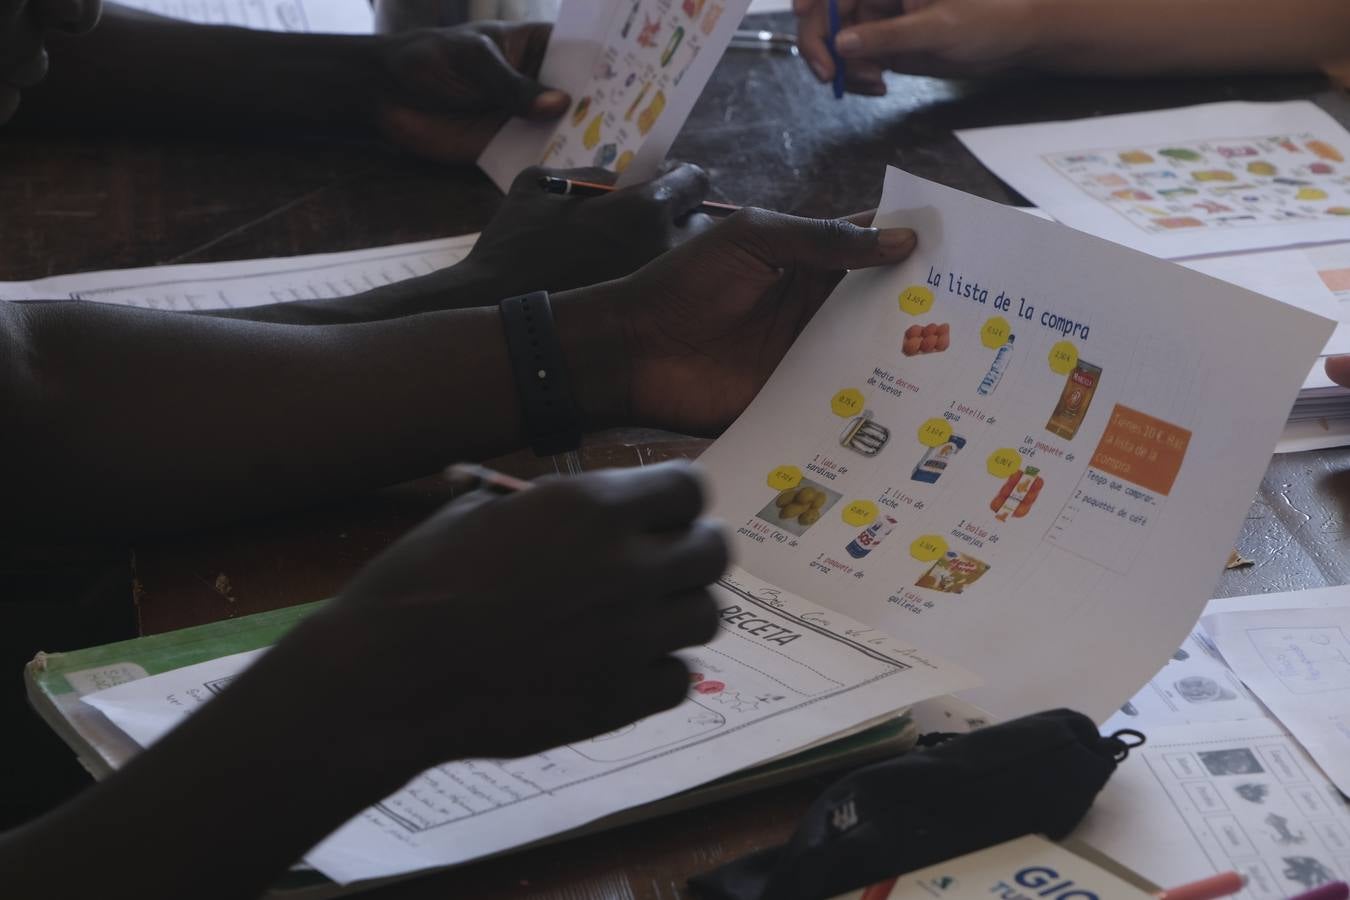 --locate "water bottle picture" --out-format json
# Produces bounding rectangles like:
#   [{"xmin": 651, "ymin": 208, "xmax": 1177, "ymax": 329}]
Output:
[{"xmin": 978, "ymin": 333, "xmax": 1015, "ymax": 396}]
